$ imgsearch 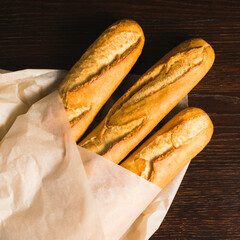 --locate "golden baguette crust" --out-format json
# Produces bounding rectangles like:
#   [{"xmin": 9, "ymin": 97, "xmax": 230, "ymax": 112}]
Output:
[
  {"xmin": 58, "ymin": 19, "xmax": 145, "ymax": 141},
  {"xmin": 121, "ymin": 108, "xmax": 214, "ymax": 188},
  {"xmin": 80, "ymin": 38, "xmax": 215, "ymax": 164}
]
